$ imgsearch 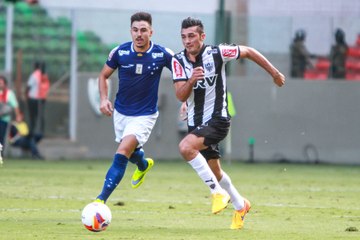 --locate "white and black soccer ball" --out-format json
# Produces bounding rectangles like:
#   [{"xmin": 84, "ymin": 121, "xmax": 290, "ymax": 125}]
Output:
[{"xmin": 81, "ymin": 202, "xmax": 112, "ymax": 232}]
